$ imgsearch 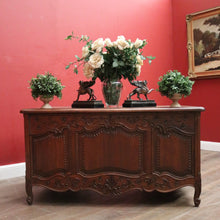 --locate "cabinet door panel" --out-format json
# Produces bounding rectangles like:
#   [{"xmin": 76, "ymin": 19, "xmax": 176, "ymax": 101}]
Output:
[
  {"xmin": 153, "ymin": 130, "xmax": 194, "ymax": 176},
  {"xmin": 77, "ymin": 127, "xmax": 144, "ymax": 175},
  {"xmin": 32, "ymin": 130, "xmax": 68, "ymax": 176}
]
